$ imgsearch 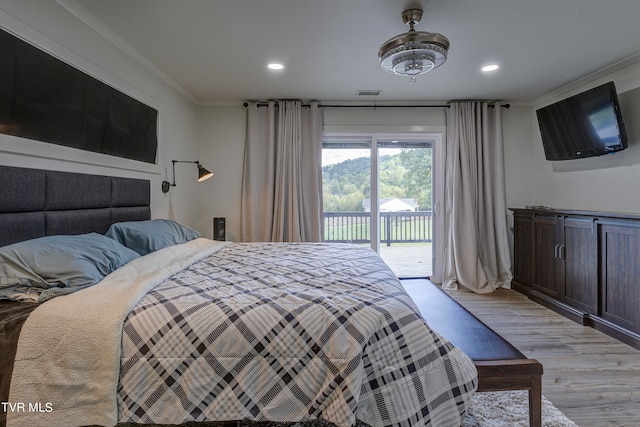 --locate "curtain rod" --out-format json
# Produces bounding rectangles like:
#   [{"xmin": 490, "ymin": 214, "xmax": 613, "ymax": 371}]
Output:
[{"xmin": 243, "ymin": 102, "xmax": 510, "ymax": 109}]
